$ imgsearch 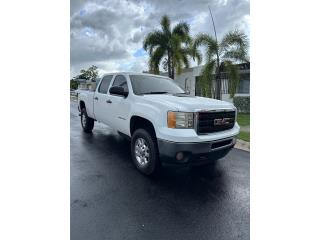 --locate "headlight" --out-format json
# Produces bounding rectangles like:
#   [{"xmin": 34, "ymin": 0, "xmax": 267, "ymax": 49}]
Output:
[
  {"xmin": 232, "ymin": 105, "xmax": 238, "ymax": 122},
  {"xmin": 167, "ymin": 111, "xmax": 194, "ymax": 129}
]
